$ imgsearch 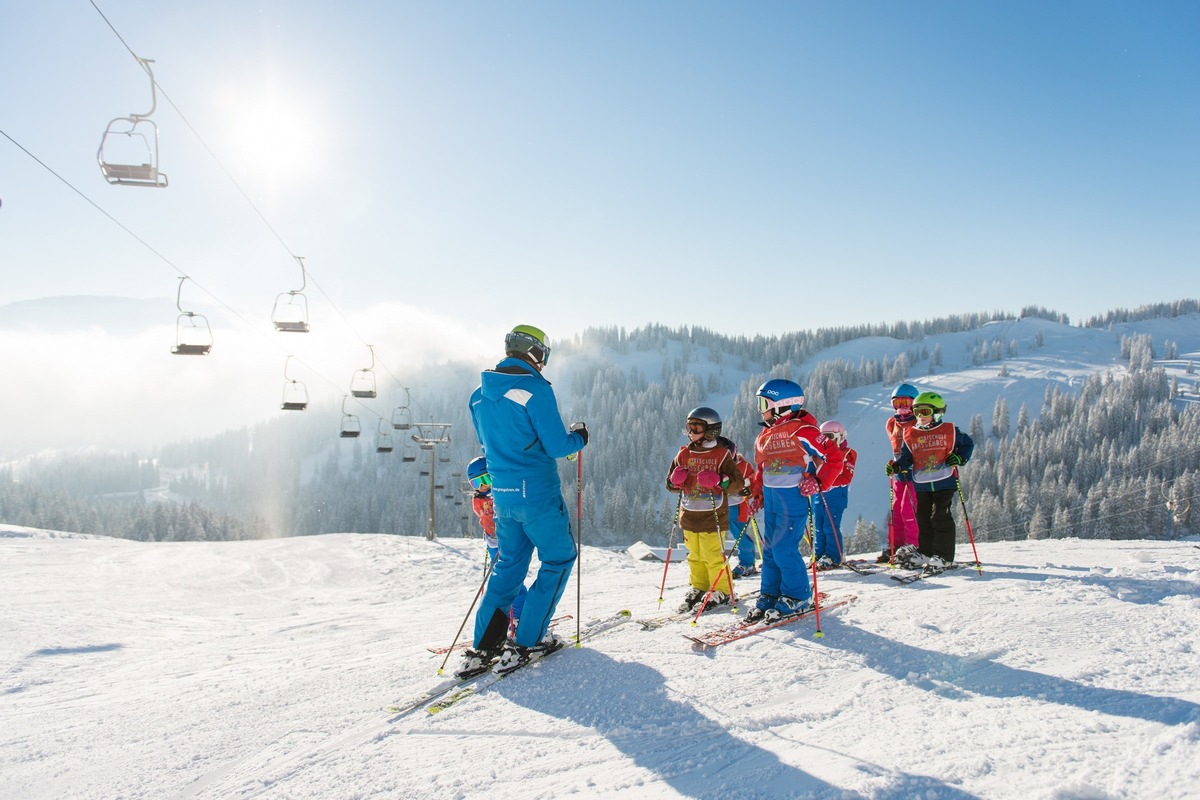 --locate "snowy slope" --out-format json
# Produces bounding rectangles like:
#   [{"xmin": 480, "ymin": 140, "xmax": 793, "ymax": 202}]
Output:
[{"xmin": 3, "ymin": 525, "xmax": 1199, "ymax": 800}]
